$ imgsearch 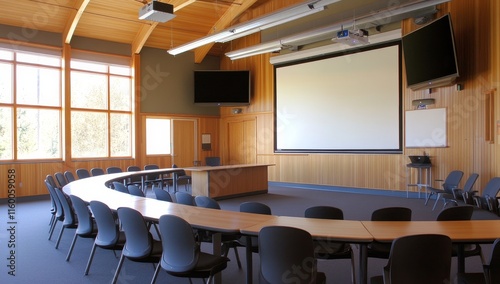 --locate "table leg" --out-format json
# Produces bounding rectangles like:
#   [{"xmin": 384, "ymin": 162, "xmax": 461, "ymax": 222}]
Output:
[
  {"xmin": 245, "ymin": 236, "xmax": 253, "ymax": 284},
  {"xmin": 212, "ymin": 232, "xmax": 222, "ymax": 284},
  {"xmin": 457, "ymin": 243, "xmax": 465, "ymax": 273},
  {"xmin": 359, "ymin": 243, "xmax": 367, "ymax": 284},
  {"xmin": 172, "ymin": 172, "xmax": 178, "ymax": 193}
]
